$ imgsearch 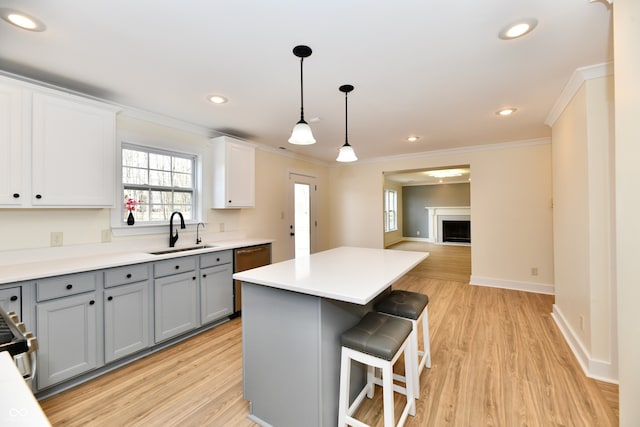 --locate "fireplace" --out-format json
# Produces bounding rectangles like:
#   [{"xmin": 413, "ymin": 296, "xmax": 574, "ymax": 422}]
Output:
[
  {"xmin": 426, "ymin": 207, "xmax": 471, "ymax": 244},
  {"xmin": 442, "ymin": 220, "xmax": 471, "ymax": 243}
]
